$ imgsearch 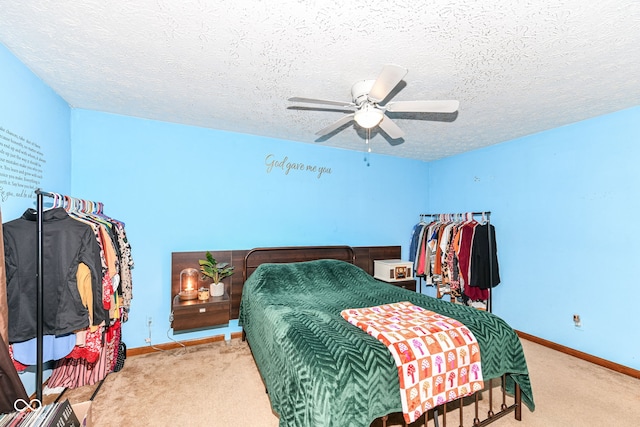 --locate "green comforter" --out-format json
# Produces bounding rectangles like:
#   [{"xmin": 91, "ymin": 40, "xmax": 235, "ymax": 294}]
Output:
[{"xmin": 239, "ymin": 259, "xmax": 534, "ymax": 427}]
